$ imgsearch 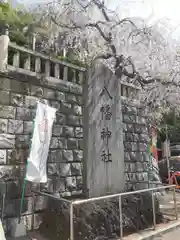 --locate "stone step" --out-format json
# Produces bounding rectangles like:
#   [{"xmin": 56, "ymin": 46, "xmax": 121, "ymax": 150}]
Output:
[
  {"xmin": 7, "ymin": 230, "xmax": 50, "ymax": 240},
  {"xmin": 7, "ymin": 237, "xmax": 30, "ymax": 240}
]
